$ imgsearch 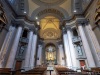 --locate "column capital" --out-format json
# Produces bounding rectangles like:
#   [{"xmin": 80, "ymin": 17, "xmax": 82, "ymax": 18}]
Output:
[
  {"xmin": 38, "ymin": 40, "xmax": 43, "ymax": 45},
  {"xmin": 33, "ymin": 28, "xmax": 38, "ymax": 35},
  {"xmin": 28, "ymin": 26, "xmax": 34, "ymax": 32},
  {"xmin": 62, "ymin": 27, "xmax": 67, "ymax": 34},
  {"xmin": 76, "ymin": 19, "xmax": 88, "ymax": 26},
  {"xmin": 65, "ymin": 25, "xmax": 71, "ymax": 30},
  {"xmin": 57, "ymin": 40, "xmax": 63, "ymax": 45},
  {"xmin": 11, "ymin": 21, "xmax": 24, "ymax": 28}
]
